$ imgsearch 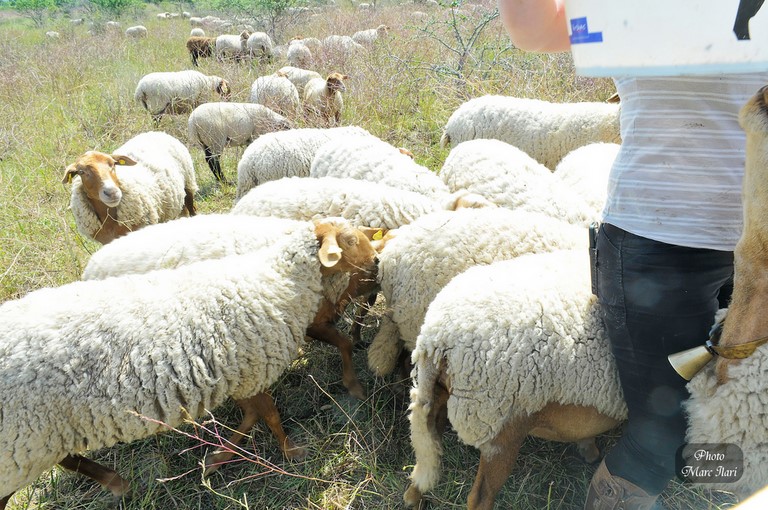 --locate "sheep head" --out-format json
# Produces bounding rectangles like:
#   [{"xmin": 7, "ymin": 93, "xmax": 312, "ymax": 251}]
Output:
[
  {"xmin": 215, "ymin": 78, "xmax": 232, "ymax": 100},
  {"xmin": 62, "ymin": 151, "xmax": 137, "ymax": 207},
  {"xmin": 326, "ymin": 73, "xmax": 349, "ymax": 93},
  {"xmin": 314, "ymin": 219, "xmax": 379, "ymax": 277}
]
